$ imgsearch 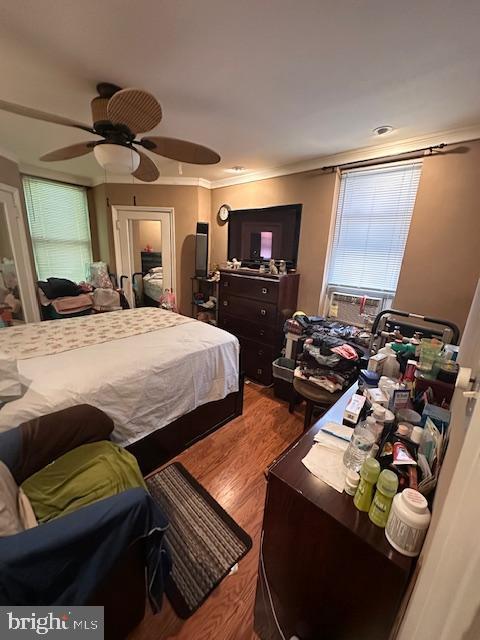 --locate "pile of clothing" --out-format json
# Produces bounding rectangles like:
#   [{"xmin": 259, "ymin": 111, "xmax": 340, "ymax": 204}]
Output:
[
  {"xmin": 38, "ymin": 278, "xmax": 93, "ymax": 318},
  {"xmin": 38, "ymin": 263, "xmax": 129, "ymax": 320},
  {"xmin": 297, "ymin": 331, "xmax": 363, "ymax": 393}
]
